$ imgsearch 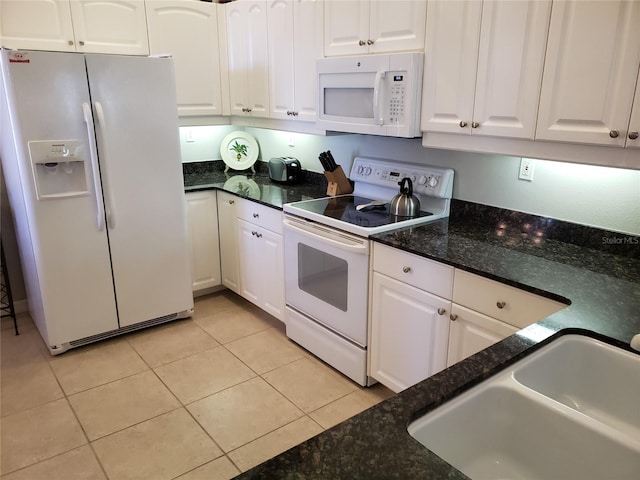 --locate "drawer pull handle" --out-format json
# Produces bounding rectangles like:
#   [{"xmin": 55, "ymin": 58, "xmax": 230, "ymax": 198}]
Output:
[
  {"xmin": 496, "ymin": 301, "xmax": 506, "ymax": 309},
  {"xmin": 253, "ymin": 213, "xmax": 259, "ymax": 218},
  {"xmin": 402, "ymin": 266, "xmax": 411, "ymax": 273},
  {"xmin": 437, "ymin": 308, "xmax": 446, "ymax": 315},
  {"xmin": 449, "ymin": 313, "xmax": 458, "ymax": 321}
]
